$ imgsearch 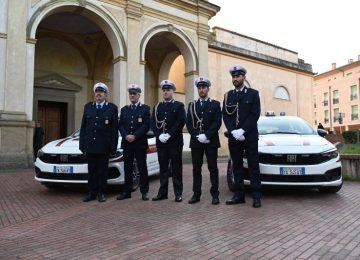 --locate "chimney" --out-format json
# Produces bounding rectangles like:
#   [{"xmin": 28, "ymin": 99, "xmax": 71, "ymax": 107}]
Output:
[
  {"xmin": 332, "ymin": 63, "xmax": 336, "ymax": 70},
  {"xmin": 348, "ymin": 59, "xmax": 354, "ymax": 64}
]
